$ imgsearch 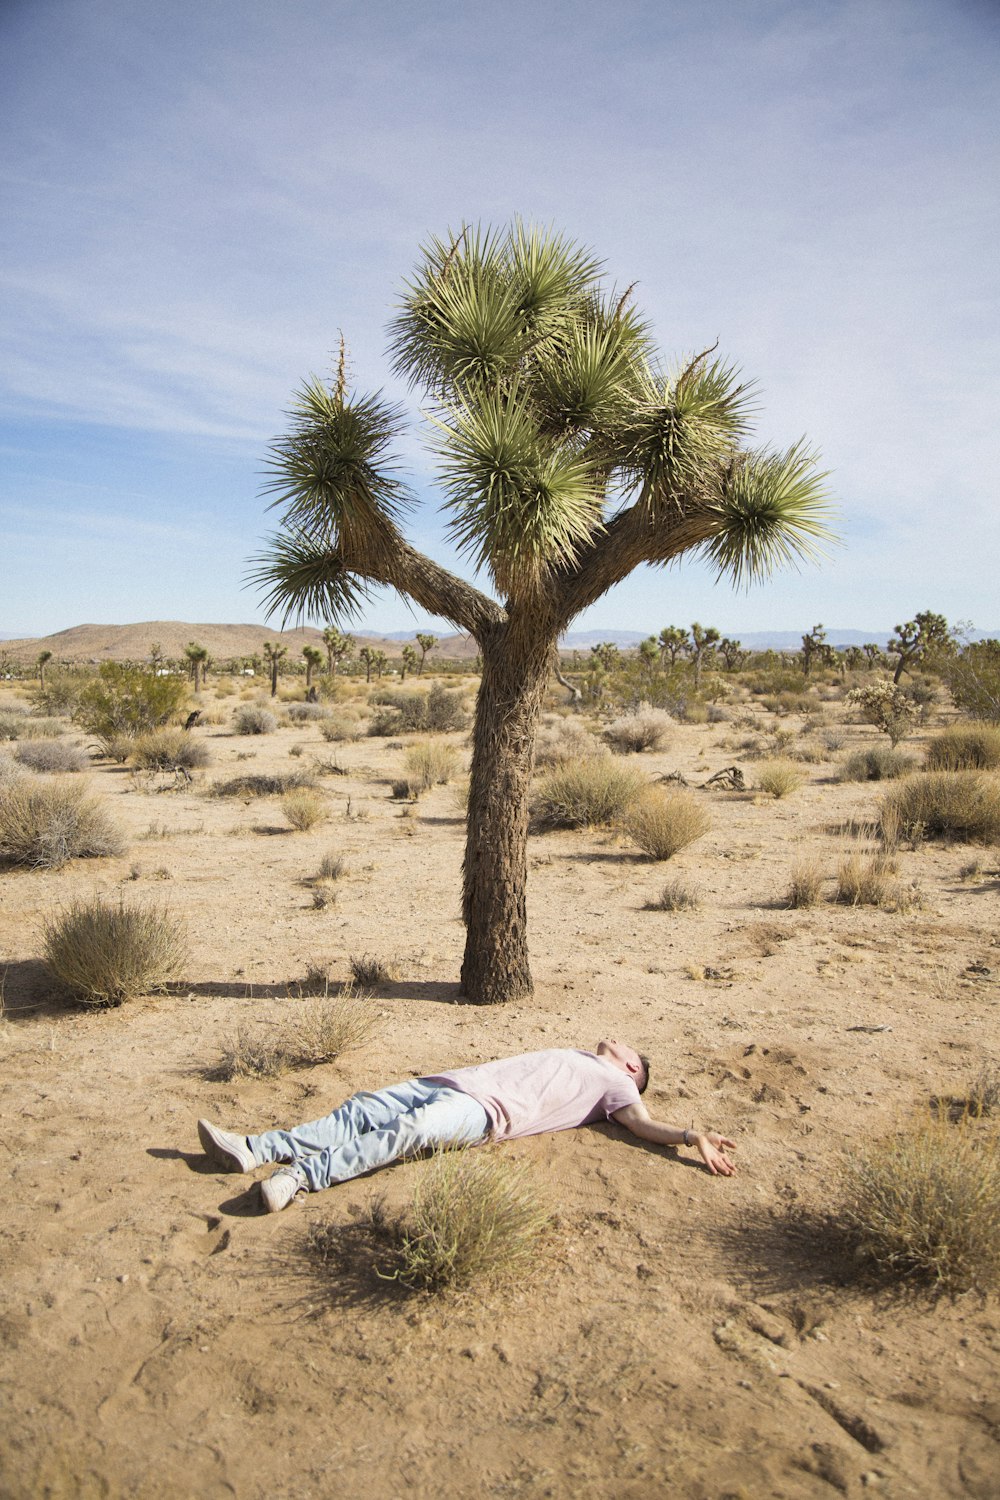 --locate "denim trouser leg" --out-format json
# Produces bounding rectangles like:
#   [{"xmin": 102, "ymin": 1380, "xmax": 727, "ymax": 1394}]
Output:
[{"xmin": 247, "ymin": 1080, "xmax": 489, "ymax": 1193}]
